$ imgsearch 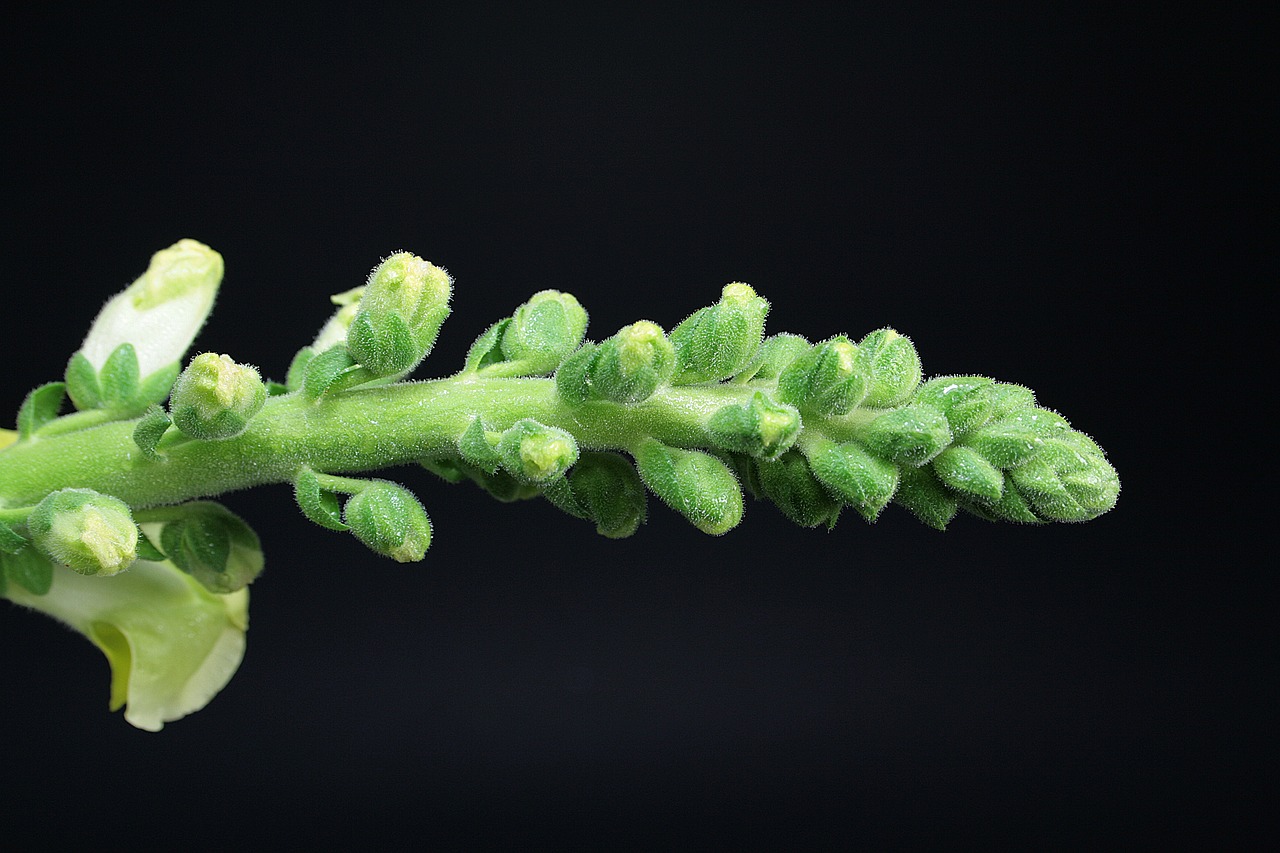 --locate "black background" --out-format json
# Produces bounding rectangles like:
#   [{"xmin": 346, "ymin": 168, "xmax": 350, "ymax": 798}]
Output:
[{"xmin": 1, "ymin": 3, "xmax": 1265, "ymax": 847}]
